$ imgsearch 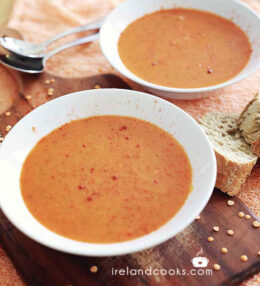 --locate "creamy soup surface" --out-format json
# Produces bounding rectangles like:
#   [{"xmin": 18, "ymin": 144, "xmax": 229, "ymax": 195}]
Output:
[
  {"xmin": 118, "ymin": 9, "xmax": 252, "ymax": 88},
  {"xmin": 21, "ymin": 116, "xmax": 192, "ymax": 243}
]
